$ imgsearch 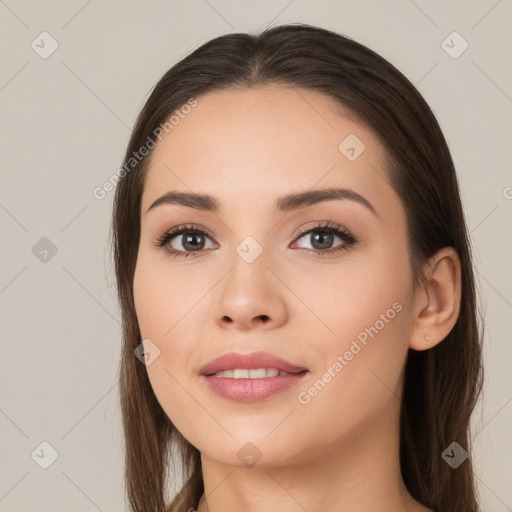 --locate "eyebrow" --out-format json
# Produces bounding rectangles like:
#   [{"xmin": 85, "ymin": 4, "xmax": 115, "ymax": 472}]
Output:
[{"xmin": 145, "ymin": 187, "xmax": 379, "ymax": 217}]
